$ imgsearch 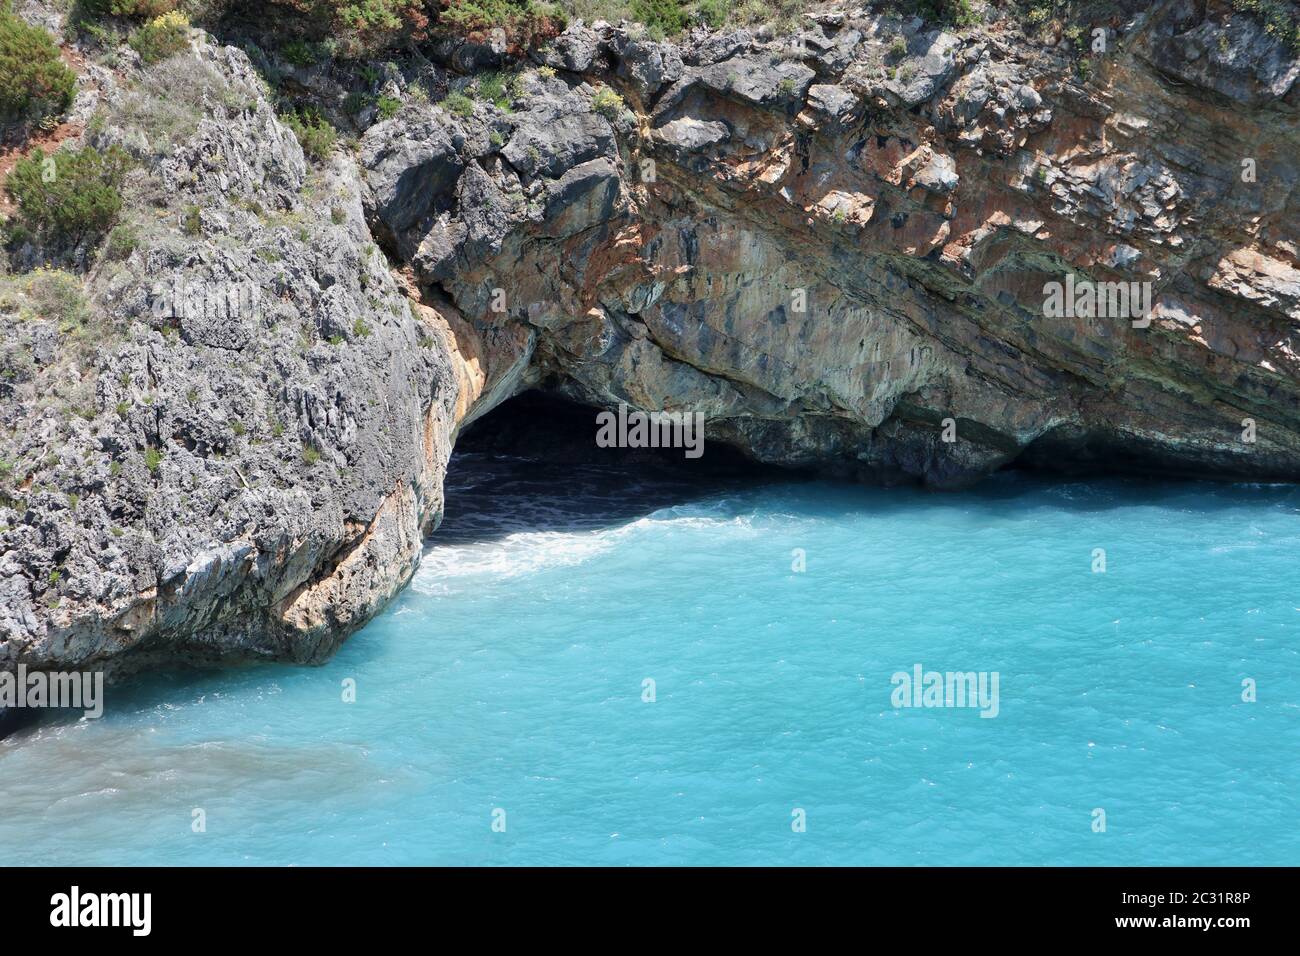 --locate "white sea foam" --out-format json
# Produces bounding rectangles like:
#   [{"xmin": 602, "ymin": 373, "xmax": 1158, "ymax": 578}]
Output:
[
  {"xmin": 412, "ymin": 501, "xmax": 760, "ymax": 593},
  {"xmin": 411, "ymin": 529, "xmax": 616, "ymax": 592}
]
